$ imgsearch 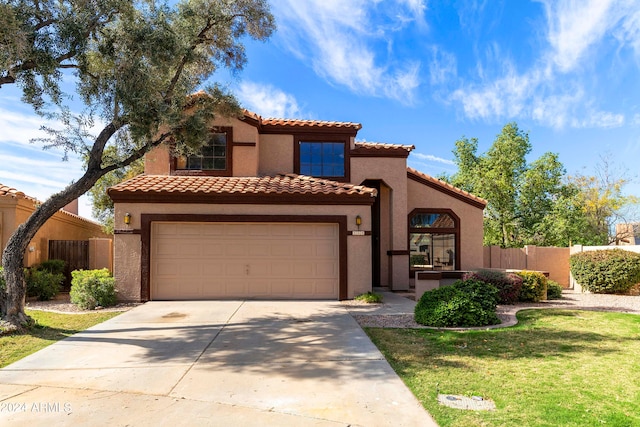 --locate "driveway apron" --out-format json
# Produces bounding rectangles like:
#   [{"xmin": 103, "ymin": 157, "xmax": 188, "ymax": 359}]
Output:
[{"xmin": 0, "ymin": 301, "xmax": 437, "ymax": 426}]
